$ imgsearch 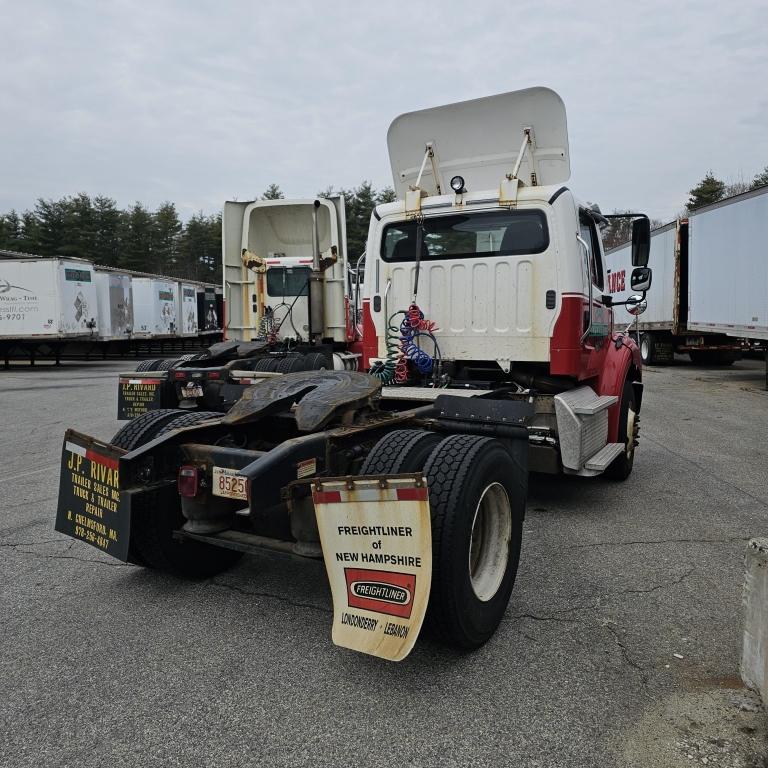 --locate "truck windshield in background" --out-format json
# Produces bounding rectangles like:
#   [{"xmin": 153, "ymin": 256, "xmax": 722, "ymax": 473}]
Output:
[
  {"xmin": 381, "ymin": 210, "xmax": 549, "ymax": 262},
  {"xmin": 266, "ymin": 267, "xmax": 311, "ymax": 297}
]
